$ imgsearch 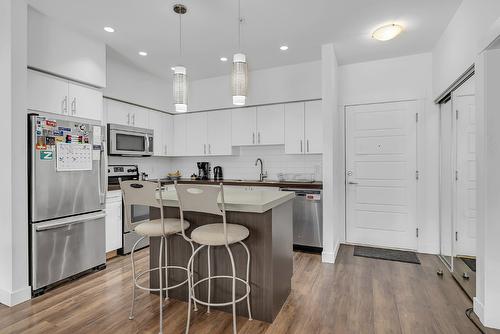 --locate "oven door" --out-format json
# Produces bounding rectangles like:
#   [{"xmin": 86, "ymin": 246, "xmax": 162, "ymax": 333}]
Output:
[{"xmin": 108, "ymin": 127, "xmax": 152, "ymax": 156}]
